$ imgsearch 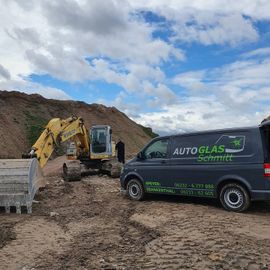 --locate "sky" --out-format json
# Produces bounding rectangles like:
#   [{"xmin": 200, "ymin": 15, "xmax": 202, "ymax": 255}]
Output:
[{"xmin": 0, "ymin": 0, "xmax": 270, "ymax": 135}]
